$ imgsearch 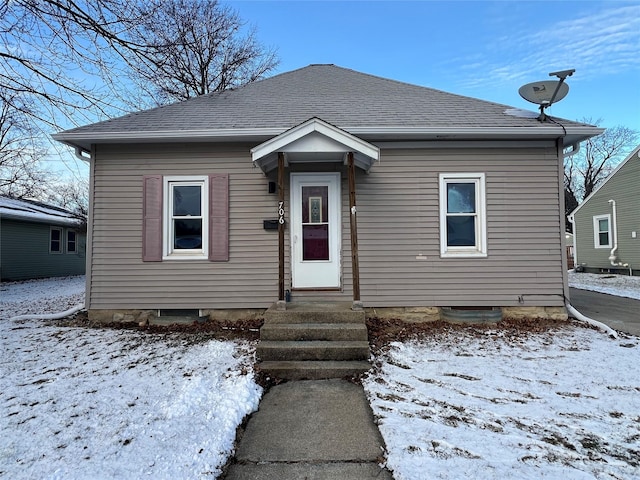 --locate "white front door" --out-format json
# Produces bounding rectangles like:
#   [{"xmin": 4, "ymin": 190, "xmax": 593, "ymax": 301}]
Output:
[{"xmin": 291, "ymin": 173, "xmax": 341, "ymax": 288}]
